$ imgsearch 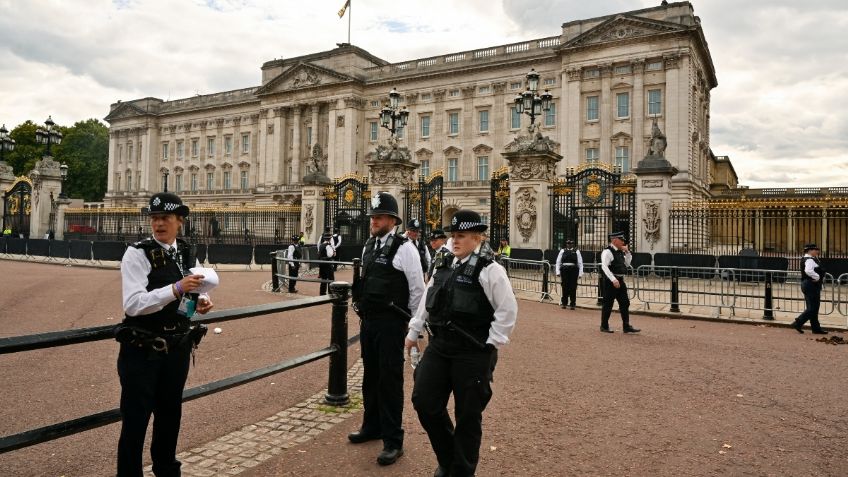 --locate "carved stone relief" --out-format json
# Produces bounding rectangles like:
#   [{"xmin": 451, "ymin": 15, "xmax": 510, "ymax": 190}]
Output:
[
  {"xmin": 642, "ymin": 200, "xmax": 661, "ymax": 250},
  {"xmin": 515, "ymin": 187, "xmax": 538, "ymax": 243},
  {"xmin": 304, "ymin": 204, "xmax": 314, "ymax": 236}
]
